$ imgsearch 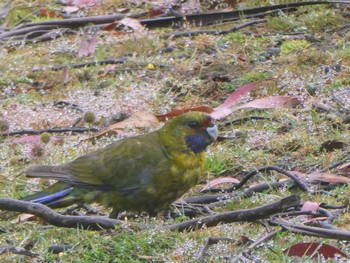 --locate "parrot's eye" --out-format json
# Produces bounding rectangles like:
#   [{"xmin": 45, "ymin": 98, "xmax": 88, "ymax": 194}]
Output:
[{"xmin": 189, "ymin": 121, "xmax": 200, "ymax": 128}]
